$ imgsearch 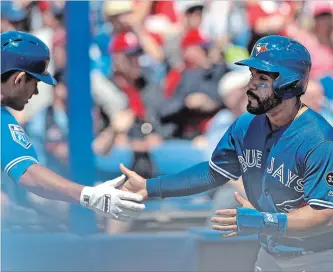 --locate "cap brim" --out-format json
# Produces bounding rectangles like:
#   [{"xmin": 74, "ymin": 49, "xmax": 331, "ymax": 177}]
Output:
[
  {"xmin": 124, "ymin": 46, "xmax": 143, "ymax": 56},
  {"xmin": 235, "ymin": 58, "xmax": 300, "ymax": 83},
  {"xmin": 235, "ymin": 58, "xmax": 282, "ymax": 73},
  {"xmin": 28, "ymin": 72, "xmax": 57, "ymax": 86}
]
